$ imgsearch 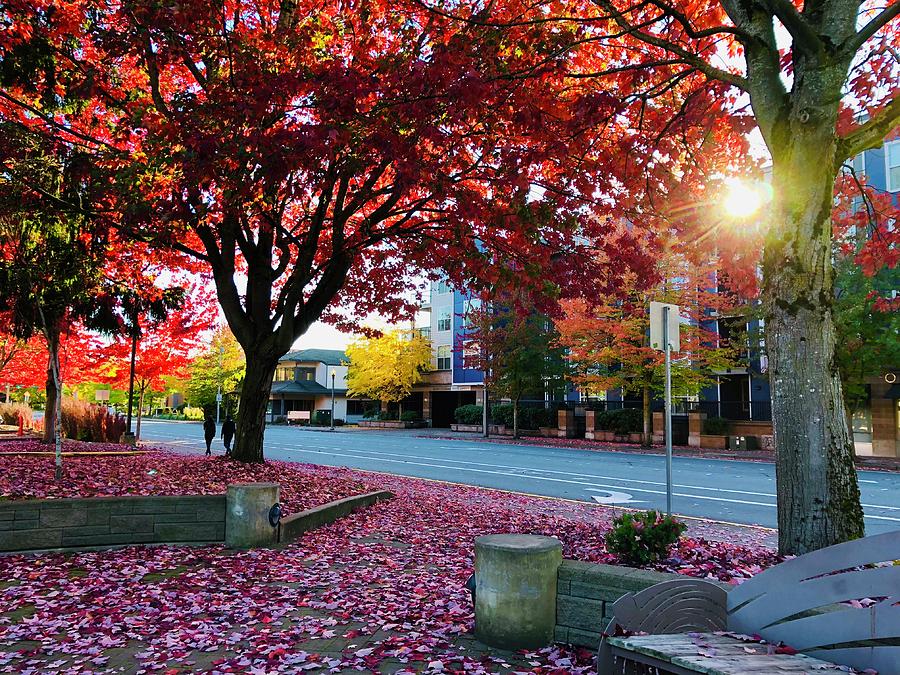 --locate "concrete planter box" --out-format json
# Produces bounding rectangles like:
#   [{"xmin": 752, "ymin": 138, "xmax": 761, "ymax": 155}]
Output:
[
  {"xmin": 539, "ymin": 427, "xmax": 555, "ymax": 438},
  {"xmin": 451, "ymin": 423, "xmax": 484, "ymax": 433},
  {"xmin": 627, "ymin": 433, "xmax": 643, "ymax": 444},
  {"xmin": 700, "ymin": 434, "xmax": 728, "ymax": 449},
  {"xmin": 358, "ymin": 420, "xmax": 427, "ymax": 429}
]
